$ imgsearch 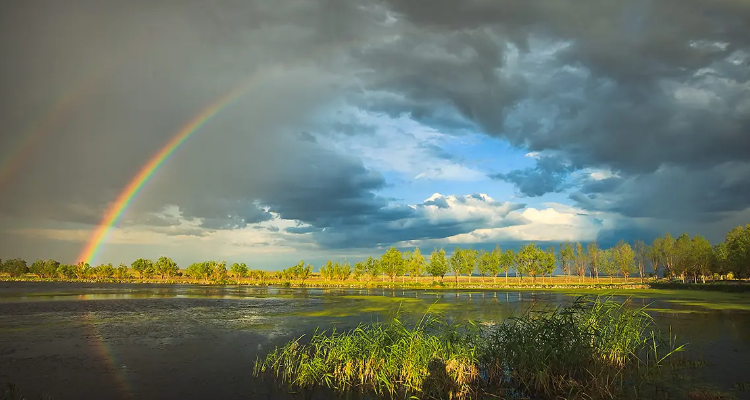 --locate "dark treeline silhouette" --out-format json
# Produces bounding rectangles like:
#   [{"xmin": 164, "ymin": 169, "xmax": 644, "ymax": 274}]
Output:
[{"xmin": 1, "ymin": 224, "xmax": 749, "ymax": 284}]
